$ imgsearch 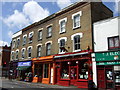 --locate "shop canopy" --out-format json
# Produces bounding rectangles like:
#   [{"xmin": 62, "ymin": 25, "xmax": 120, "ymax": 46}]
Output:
[
  {"xmin": 17, "ymin": 61, "xmax": 31, "ymax": 70},
  {"xmin": 17, "ymin": 66, "xmax": 31, "ymax": 70}
]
